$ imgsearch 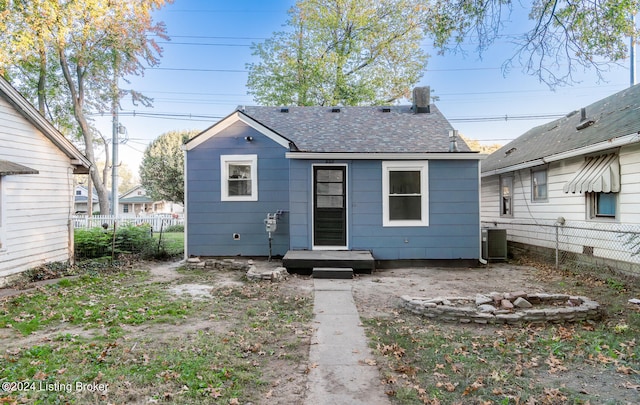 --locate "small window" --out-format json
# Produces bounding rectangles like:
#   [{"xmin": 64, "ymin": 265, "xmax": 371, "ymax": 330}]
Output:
[
  {"xmin": 531, "ymin": 168, "xmax": 547, "ymax": 202},
  {"xmin": 589, "ymin": 192, "xmax": 617, "ymax": 219},
  {"xmin": 382, "ymin": 161, "xmax": 428, "ymax": 227},
  {"xmin": 123, "ymin": 204, "xmax": 129, "ymax": 213},
  {"xmin": 500, "ymin": 175, "xmax": 513, "ymax": 217},
  {"xmin": 75, "ymin": 189, "xmax": 82, "ymax": 195},
  {"xmin": 221, "ymin": 155, "xmax": 258, "ymax": 201}
]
